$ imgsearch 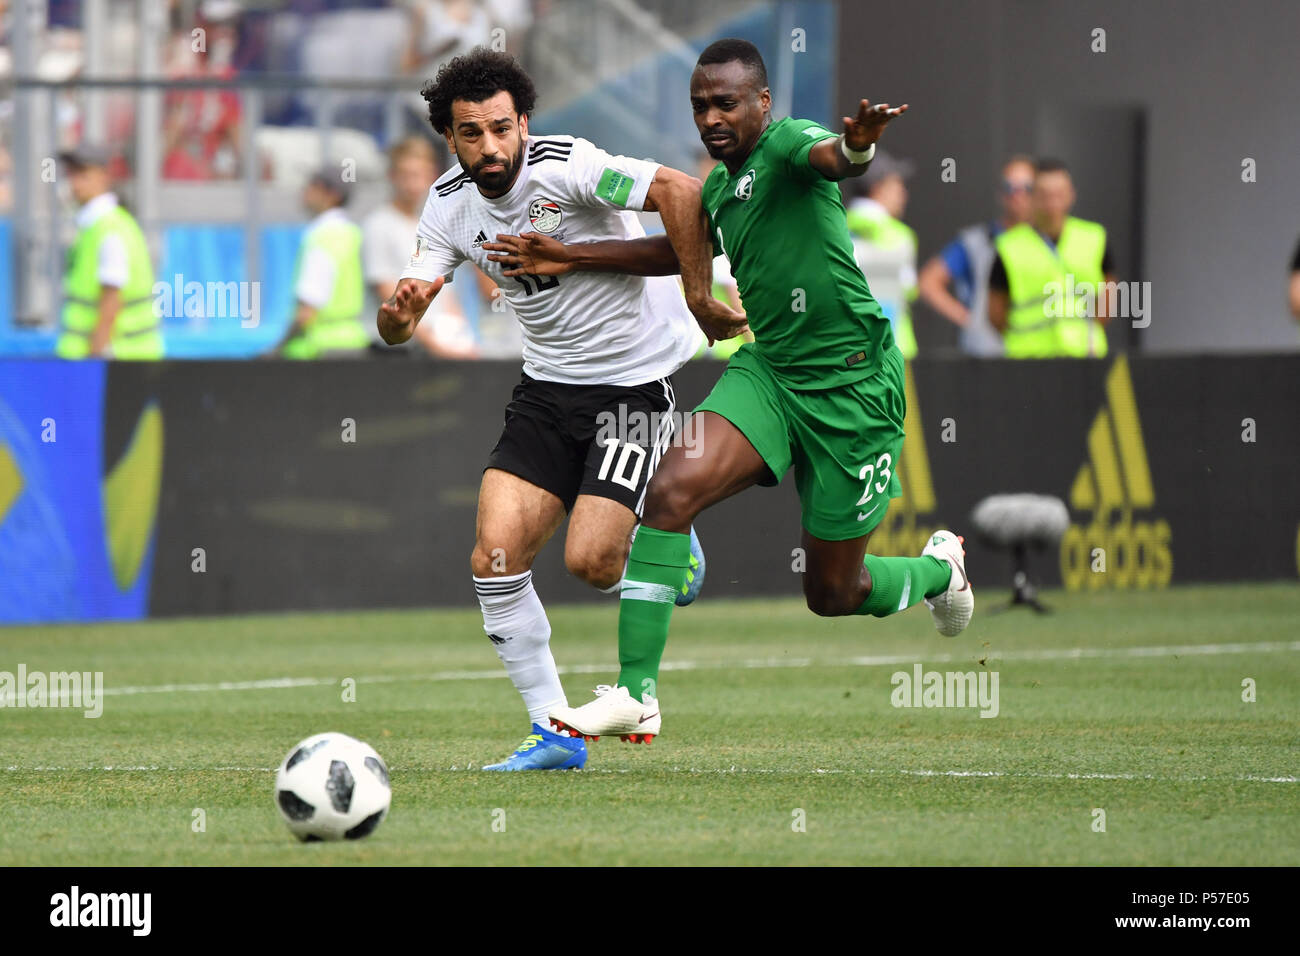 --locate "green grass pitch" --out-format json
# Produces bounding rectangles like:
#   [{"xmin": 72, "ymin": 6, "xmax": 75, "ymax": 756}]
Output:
[{"xmin": 2, "ymin": 583, "xmax": 1297, "ymax": 865}]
